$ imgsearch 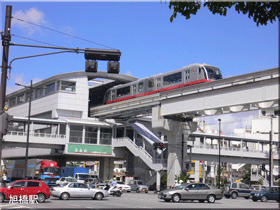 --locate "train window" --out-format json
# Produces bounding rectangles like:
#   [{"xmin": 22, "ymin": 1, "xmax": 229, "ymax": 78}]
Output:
[
  {"xmin": 117, "ymin": 86, "xmax": 130, "ymax": 97},
  {"xmin": 132, "ymin": 84, "xmax": 136, "ymax": 95},
  {"xmin": 112, "ymin": 90, "xmax": 115, "ymax": 99},
  {"xmin": 156, "ymin": 78, "xmax": 161, "ymax": 88},
  {"xmin": 138, "ymin": 83, "xmax": 144, "ymax": 92},
  {"xmin": 148, "ymin": 79, "xmax": 154, "ymax": 88},
  {"xmin": 186, "ymin": 70, "xmax": 190, "ymax": 80},
  {"xmin": 163, "ymin": 72, "xmax": 182, "ymax": 86}
]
